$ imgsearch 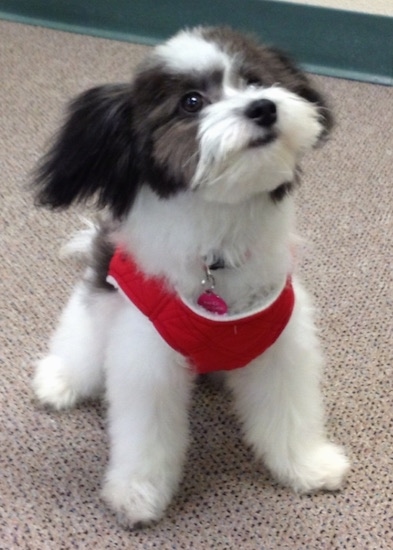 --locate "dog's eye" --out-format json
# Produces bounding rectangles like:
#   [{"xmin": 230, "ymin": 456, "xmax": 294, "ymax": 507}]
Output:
[
  {"xmin": 245, "ymin": 76, "xmax": 262, "ymax": 89},
  {"xmin": 180, "ymin": 92, "xmax": 205, "ymax": 114}
]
